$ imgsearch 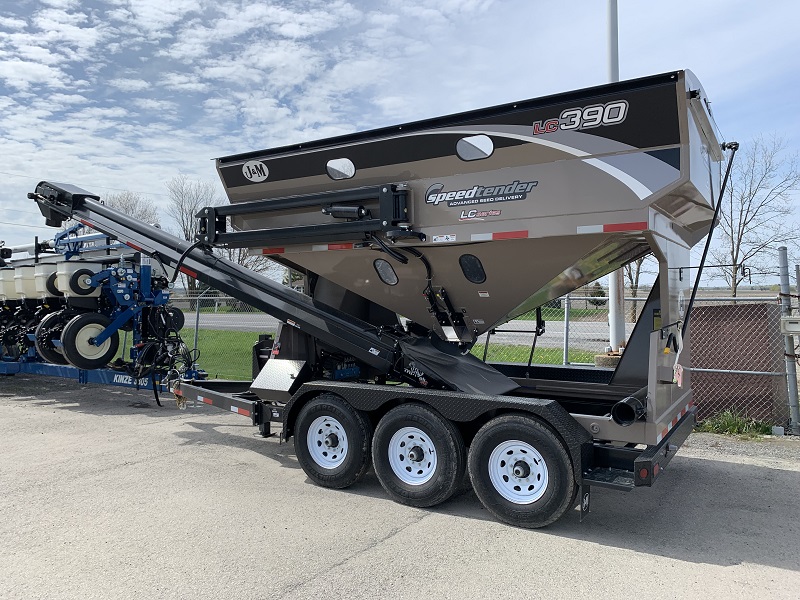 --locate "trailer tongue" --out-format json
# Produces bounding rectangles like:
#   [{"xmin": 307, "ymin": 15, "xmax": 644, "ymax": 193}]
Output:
[{"xmin": 28, "ymin": 69, "xmax": 728, "ymax": 528}]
